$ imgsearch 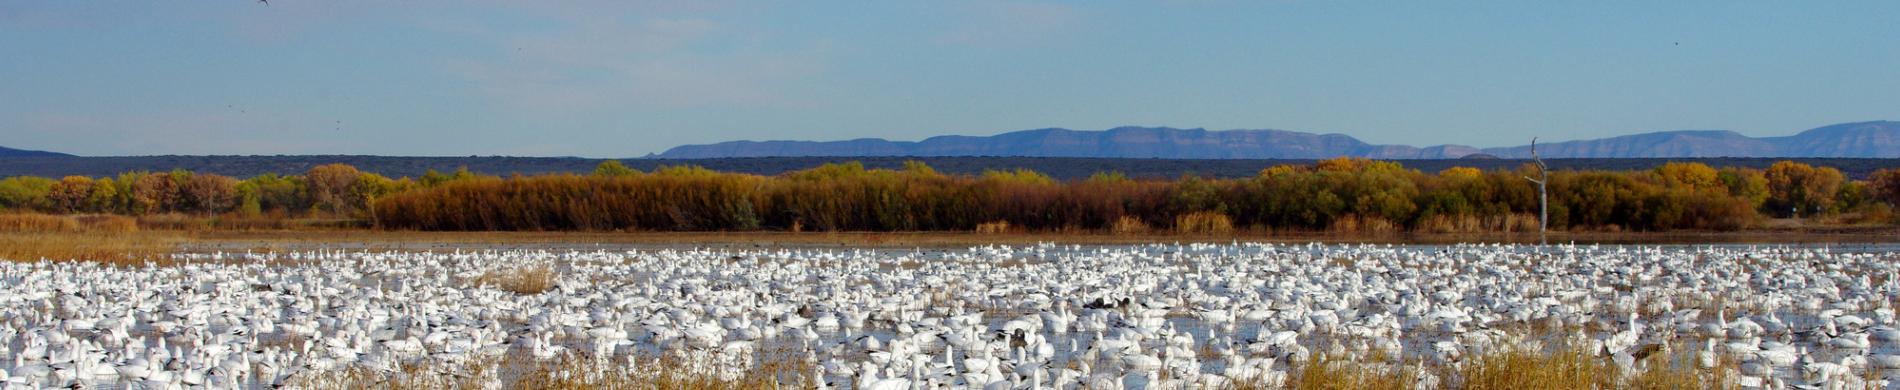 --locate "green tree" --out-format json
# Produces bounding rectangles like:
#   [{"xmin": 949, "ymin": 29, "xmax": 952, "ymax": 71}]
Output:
[
  {"xmin": 242, "ymin": 174, "xmax": 307, "ymax": 215},
  {"xmin": 86, "ymin": 177, "xmax": 120, "ymax": 213},
  {"xmin": 593, "ymin": 160, "xmax": 639, "ymax": 177},
  {"xmin": 1717, "ymin": 167, "xmax": 1770, "ymax": 209},
  {"xmin": 901, "ymin": 160, "xmax": 941, "ymax": 178},
  {"xmin": 0, "ymin": 176, "xmax": 56, "ymax": 211}
]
